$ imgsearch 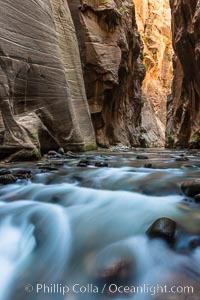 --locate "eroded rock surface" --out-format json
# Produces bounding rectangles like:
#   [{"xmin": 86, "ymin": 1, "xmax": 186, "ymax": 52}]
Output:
[
  {"xmin": 68, "ymin": 0, "xmax": 145, "ymax": 147},
  {"xmin": 0, "ymin": 0, "xmax": 96, "ymax": 160},
  {"xmin": 166, "ymin": 0, "xmax": 200, "ymax": 148}
]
